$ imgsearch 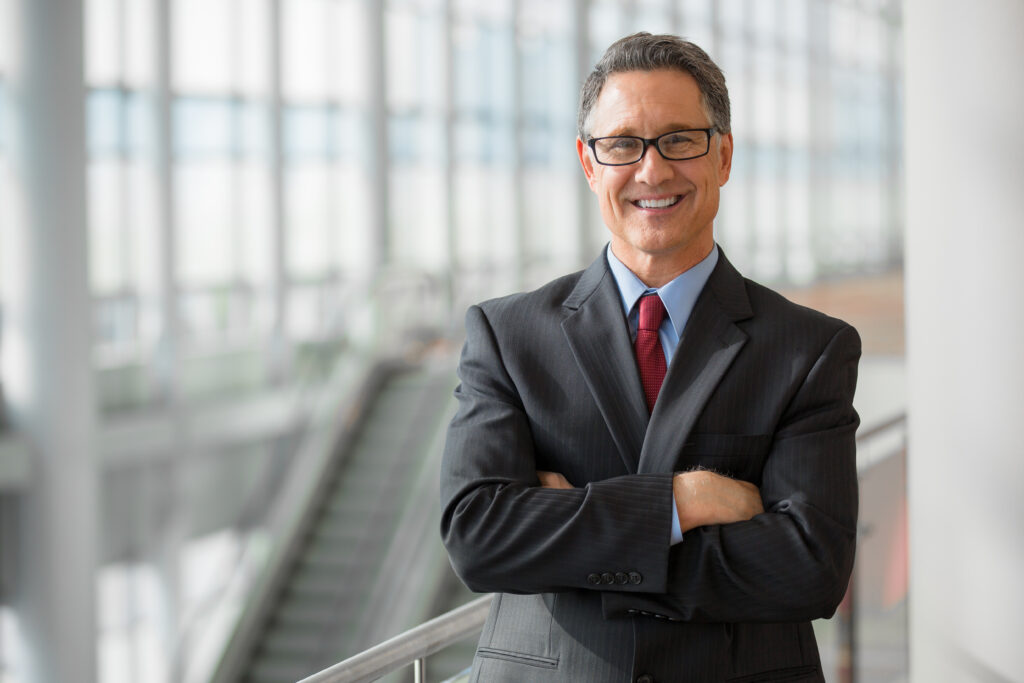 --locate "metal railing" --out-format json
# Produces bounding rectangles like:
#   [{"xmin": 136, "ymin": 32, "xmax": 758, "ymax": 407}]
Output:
[
  {"xmin": 298, "ymin": 594, "xmax": 493, "ymax": 683},
  {"xmin": 304, "ymin": 412, "xmax": 908, "ymax": 683}
]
